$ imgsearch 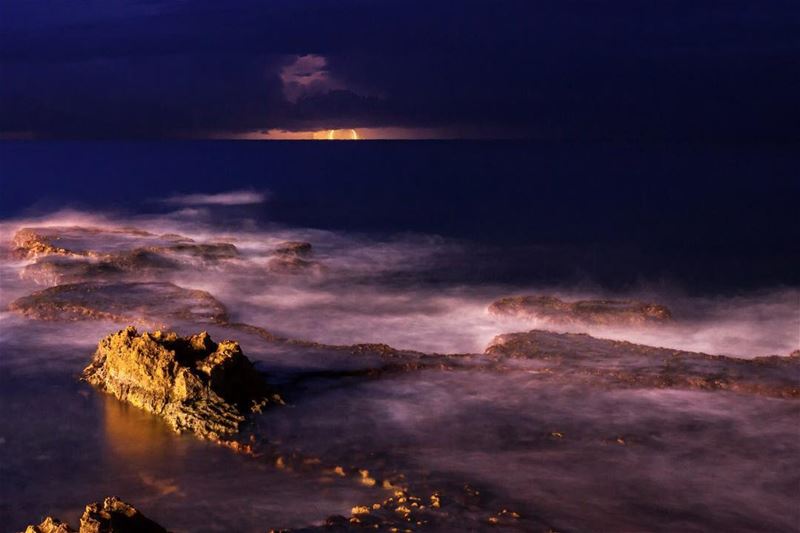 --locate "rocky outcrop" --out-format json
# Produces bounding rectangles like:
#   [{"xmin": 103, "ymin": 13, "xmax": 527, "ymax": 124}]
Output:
[
  {"xmin": 12, "ymin": 226, "xmax": 238, "ymax": 287},
  {"xmin": 12, "ymin": 226, "xmax": 238, "ymax": 261},
  {"xmin": 82, "ymin": 327, "xmax": 276, "ymax": 439},
  {"xmin": 267, "ymin": 241, "xmax": 323, "ymax": 275},
  {"xmin": 9, "ymin": 282, "xmax": 228, "ymax": 325},
  {"xmin": 486, "ymin": 330, "xmax": 800, "ymax": 398},
  {"xmin": 13, "ymin": 226, "xmax": 156, "ymax": 259},
  {"xmin": 488, "ymin": 295, "xmax": 672, "ymax": 325},
  {"xmin": 23, "ymin": 497, "xmax": 167, "ymax": 533},
  {"xmin": 24, "ymin": 517, "xmax": 74, "ymax": 533}
]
